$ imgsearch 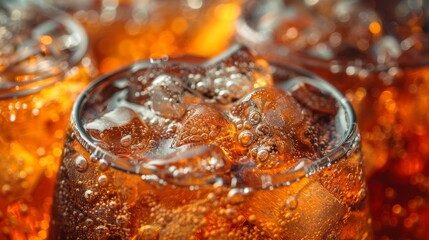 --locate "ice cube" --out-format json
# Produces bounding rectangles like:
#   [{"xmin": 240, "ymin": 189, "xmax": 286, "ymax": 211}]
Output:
[
  {"xmin": 290, "ymin": 82, "xmax": 338, "ymax": 115},
  {"xmin": 240, "ymin": 178, "xmax": 347, "ymax": 239},
  {"xmin": 144, "ymin": 144, "xmax": 231, "ymax": 187},
  {"xmin": 85, "ymin": 107, "xmax": 154, "ymax": 158},
  {"xmin": 229, "ymin": 87, "xmax": 315, "ymax": 169},
  {"xmin": 173, "ymin": 103, "xmax": 237, "ymax": 158},
  {"xmin": 195, "ymin": 46, "xmax": 273, "ymax": 105},
  {"xmin": 128, "ymin": 72, "xmax": 201, "ymax": 120}
]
